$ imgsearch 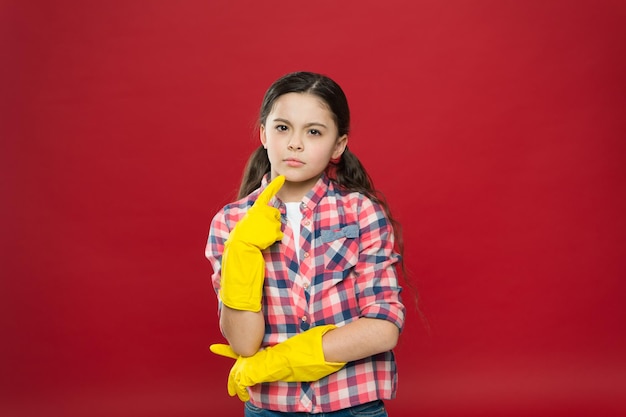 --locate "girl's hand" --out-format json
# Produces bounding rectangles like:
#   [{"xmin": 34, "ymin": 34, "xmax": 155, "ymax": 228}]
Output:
[
  {"xmin": 227, "ymin": 175, "xmax": 285, "ymax": 250},
  {"xmin": 210, "ymin": 325, "xmax": 345, "ymax": 402},
  {"xmin": 219, "ymin": 175, "xmax": 285, "ymax": 312}
]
